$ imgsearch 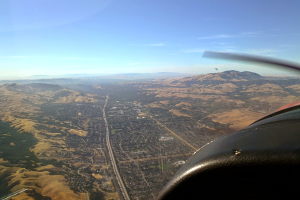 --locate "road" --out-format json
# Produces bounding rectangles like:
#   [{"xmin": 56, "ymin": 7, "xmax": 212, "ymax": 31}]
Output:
[
  {"xmin": 1, "ymin": 188, "xmax": 28, "ymax": 200},
  {"xmin": 118, "ymin": 153, "xmax": 193, "ymax": 164},
  {"xmin": 102, "ymin": 96, "xmax": 131, "ymax": 200},
  {"xmin": 147, "ymin": 114, "xmax": 197, "ymax": 151}
]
